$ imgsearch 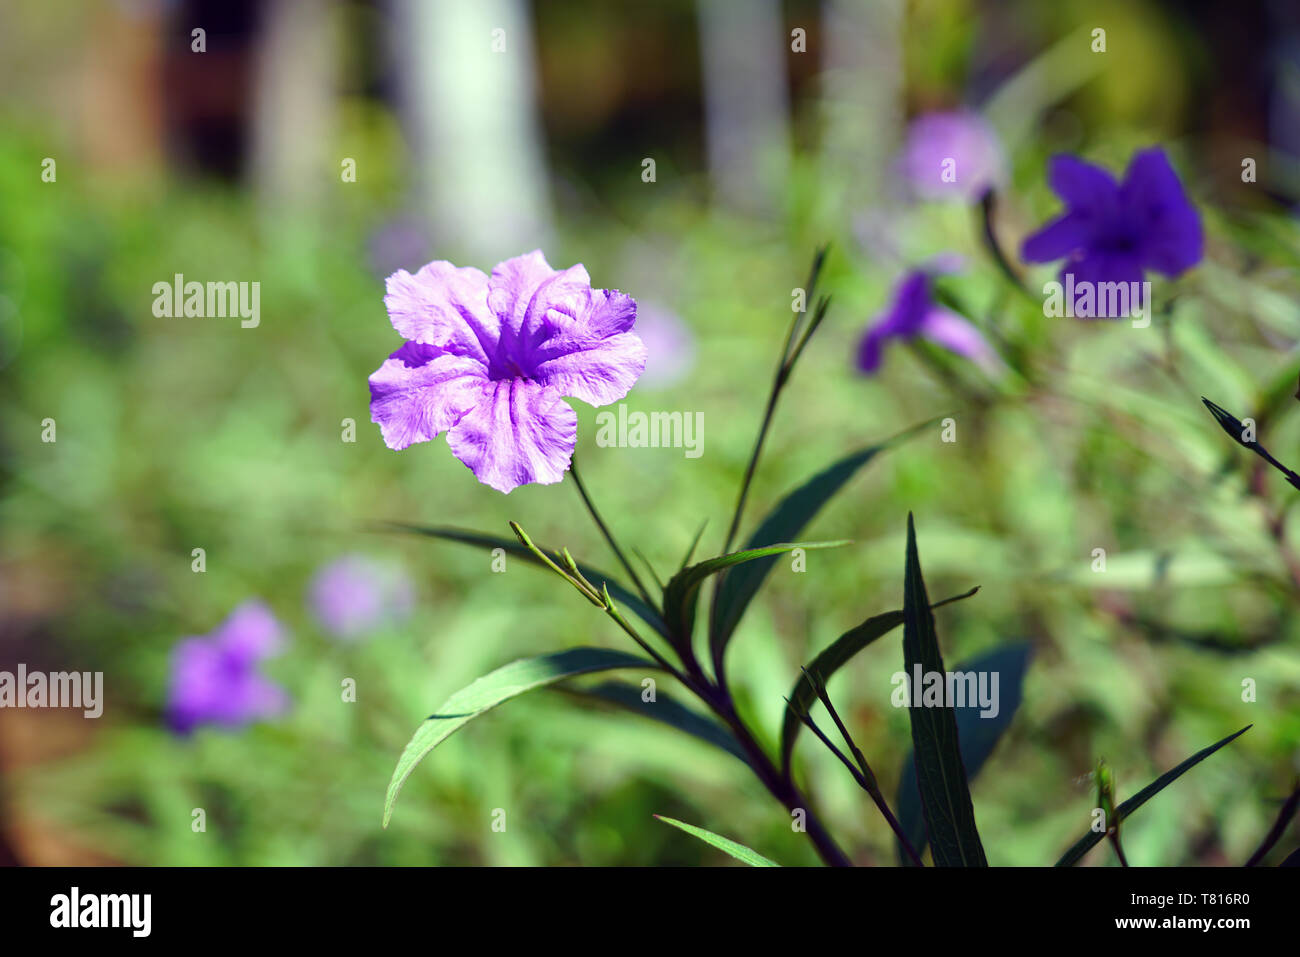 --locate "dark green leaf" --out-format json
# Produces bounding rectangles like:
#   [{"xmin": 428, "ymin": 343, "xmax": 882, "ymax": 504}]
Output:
[
  {"xmin": 560, "ymin": 680, "xmax": 751, "ymax": 769},
  {"xmin": 896, "ymin": 642, "xmax": 1032, "ymax": 864},
  {"xmin": 378, "ymin": 522, "xmax": 669, "ymax": 639},
  {"xmin": 1244, "ymin": 782, "xmax": 1300, "ymax": 866},
  {"xmin": 653, "ymin": 815, "xmax": 780, "ymax": 866},
  {"xmin": 384, "ymin": 648, "xmax": 657, "ymax": 826},
  {"xmin": 901, "ymin": 513, "xmax": 987, "ymax": 867},
  {"xmin": 709, "ymin": 426, "xmax": 931, "ymax": 670},
  {"xmin": 1201, "ymin": 397, "xmax": 1300, "ymax": 491},
  {"xmin": 1055, "ymin": 725, "xmax": 1252, "ymax": 866},
  {"xmin": 779, "ymin": 586, "xmax": 979, "ymax": 772},
  {"xmin": 664, "ymin": 540, "xmax": 849, "ymax": 647}
]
